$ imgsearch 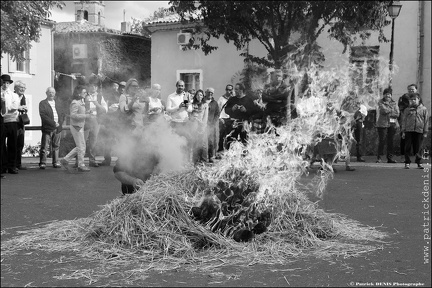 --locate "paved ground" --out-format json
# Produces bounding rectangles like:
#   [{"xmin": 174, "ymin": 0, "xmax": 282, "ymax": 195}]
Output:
[{"xmin": 1, "ymin": 156, "xmax": 431, "ymax": 287}]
